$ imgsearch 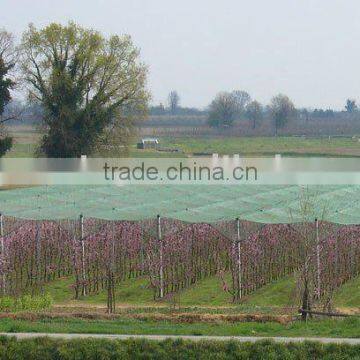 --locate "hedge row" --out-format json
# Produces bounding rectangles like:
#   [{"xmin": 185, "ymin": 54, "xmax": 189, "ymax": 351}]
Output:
[{"xmin": 0, "ymin": 337, "xmax": 359, "ymax": 359}]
